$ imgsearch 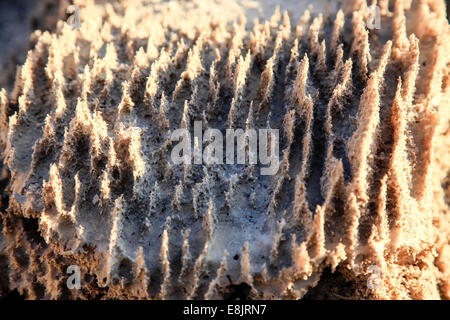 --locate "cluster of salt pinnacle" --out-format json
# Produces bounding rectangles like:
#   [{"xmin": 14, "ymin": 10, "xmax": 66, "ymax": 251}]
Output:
[{"xmin": 0, "ymin": 0, "xmax": 449, "ymax": 299}]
